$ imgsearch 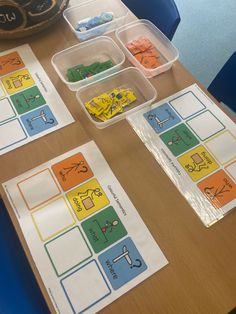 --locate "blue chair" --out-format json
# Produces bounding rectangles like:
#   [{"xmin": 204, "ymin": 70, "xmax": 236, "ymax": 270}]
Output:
[
  {"xmin": 208, "ymin": 51, "xmax": 236, "ymax": 113},
  {"xmin": 121, "ymin": 0, "xmax": 181, "ymax": 40},
  {"xmin": 0, "ymin": 199, "xmax": 50, "ymax": 314}
]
